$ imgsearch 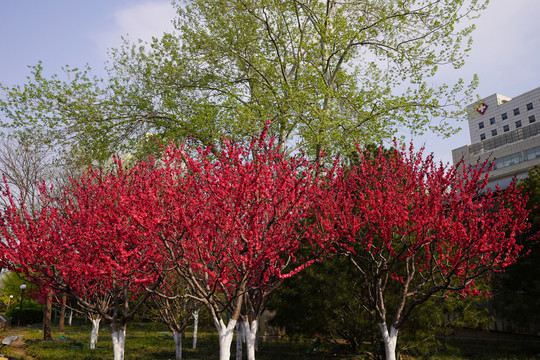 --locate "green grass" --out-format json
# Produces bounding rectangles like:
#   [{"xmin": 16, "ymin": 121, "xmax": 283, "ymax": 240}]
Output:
[
  {"xmin": 2, "ymin": 323, "xmax": 540, "ymax": 360},
  {"xmin": 1, "ymin": 322, "xmax": 343, "ymax": 360}
]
